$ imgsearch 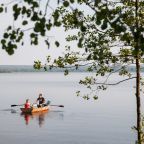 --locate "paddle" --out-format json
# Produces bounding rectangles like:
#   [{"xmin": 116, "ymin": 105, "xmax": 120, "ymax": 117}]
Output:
[
  {"xmin": 11, "ymin": 104, "xmax": 24, "ymax": 107},
  {"xmin": 11, "ymin": 104, "xmax": 64, "ymax": 107},
  {"xmin": 11, "ymin": 100, "xmax": 64, "ymax": 108},
  {"xmin": 46, "ymin": 101, "xmax": 64, "ymax": 107},
  {"xmin": 49, "ymin": 105, "xmax": 64, "ymax": 107}
]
